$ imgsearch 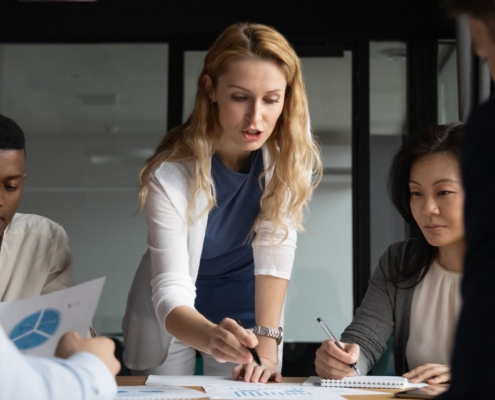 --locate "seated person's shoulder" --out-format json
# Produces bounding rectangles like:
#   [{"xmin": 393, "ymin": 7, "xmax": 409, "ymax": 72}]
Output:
[
  {"xmin": 376, "ymin": 239, "xmax": 422, "ymax": 278},
  {"xmin": 382, "ymin": 239, "xmax": 420, "ymax": 259},
  {"xmin": 8, "ymin": 213, "xmax": 68, "ymax": 242}
]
